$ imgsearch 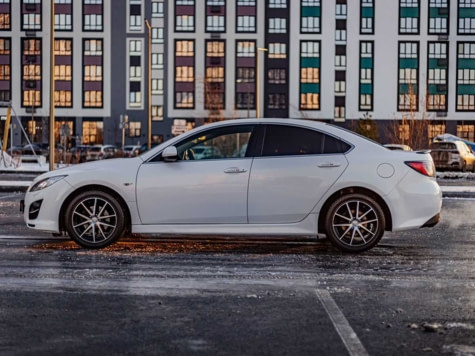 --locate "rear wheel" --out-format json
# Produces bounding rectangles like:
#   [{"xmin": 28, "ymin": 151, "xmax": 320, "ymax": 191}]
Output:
[
  {"xmin": 324, "ymin": 193, "xmax": 385, "ymax": 253},
  {"xmin": 65, "ymin": 190, "xmax": 125, "ymax": 248}
]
